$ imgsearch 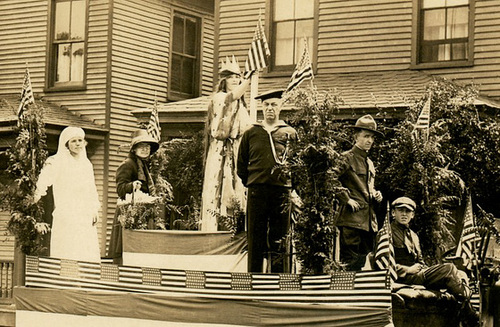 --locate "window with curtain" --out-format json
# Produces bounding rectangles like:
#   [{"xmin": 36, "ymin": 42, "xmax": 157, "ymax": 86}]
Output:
[
  {"xmin": 49, "ymin": 0, "xmax": 86, "ymax": 88},
  {"xmin": 419, "ymin": 0, "xmax": 470, "ymax": 64},
  {"xmin": 271, "ymin": 0, "xmax": 314, "ymax": 71},
  {"xmin": 169, "ymin": 12, "xmax": 201, "ymax": 100}
]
